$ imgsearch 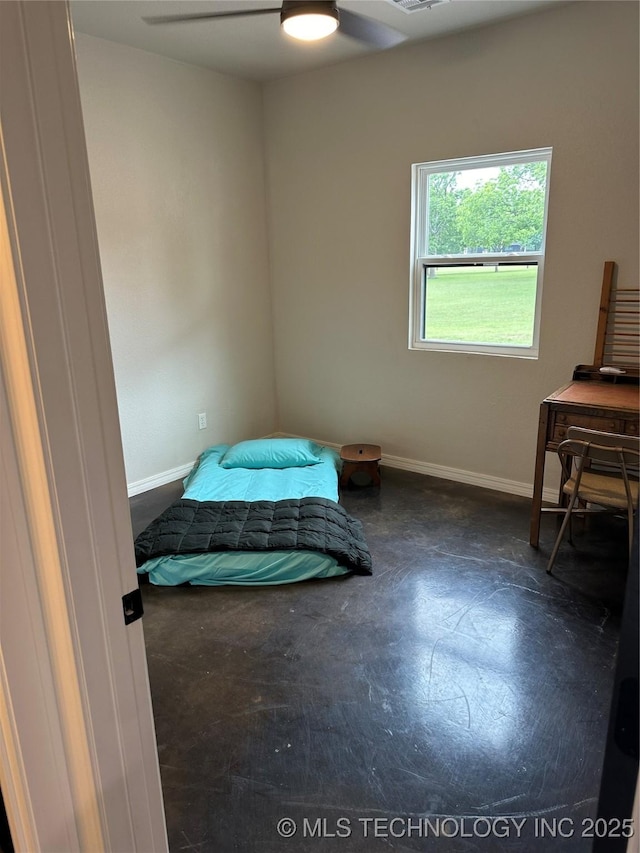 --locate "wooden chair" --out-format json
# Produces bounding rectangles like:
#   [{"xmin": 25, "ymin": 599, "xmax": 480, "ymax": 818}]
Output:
[{"xmin": 547, "ymin": 426, "xmax": 639, "ymax": 574}]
